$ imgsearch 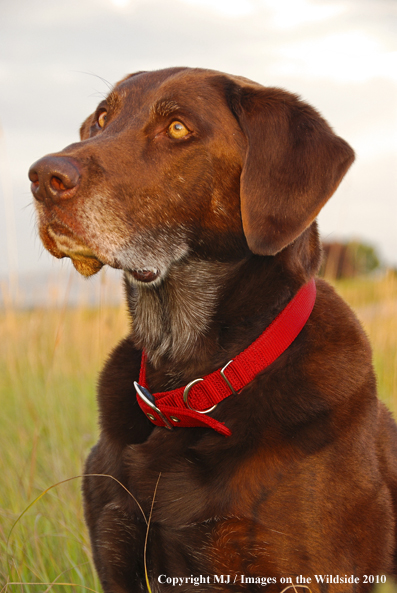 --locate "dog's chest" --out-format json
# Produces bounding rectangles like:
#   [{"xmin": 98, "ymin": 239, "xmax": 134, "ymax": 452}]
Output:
[{"xmin": 101, "ymin": 432, "xmax": 308, "ymax": 586}]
